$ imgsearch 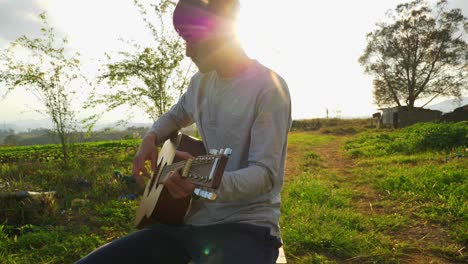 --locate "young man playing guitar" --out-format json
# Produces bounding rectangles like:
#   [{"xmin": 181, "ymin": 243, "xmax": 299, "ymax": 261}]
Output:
[{"xmin": 77, "ymin": 0, "xmax": 291, "ymax": 263}]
